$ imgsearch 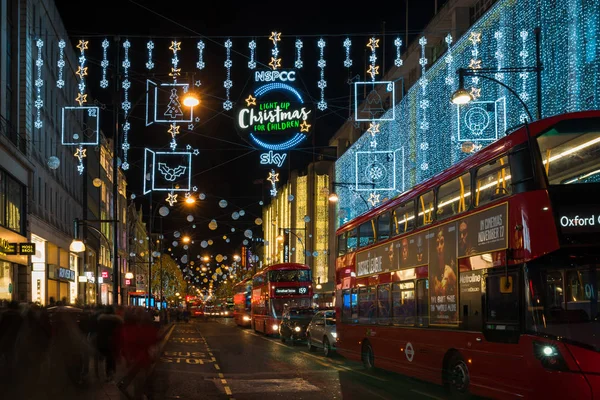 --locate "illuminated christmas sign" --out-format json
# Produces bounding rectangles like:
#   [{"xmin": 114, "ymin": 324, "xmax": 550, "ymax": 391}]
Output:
[{"xmin": 236, "ymin": 70, "xmax": 314, "ymax": 167}]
